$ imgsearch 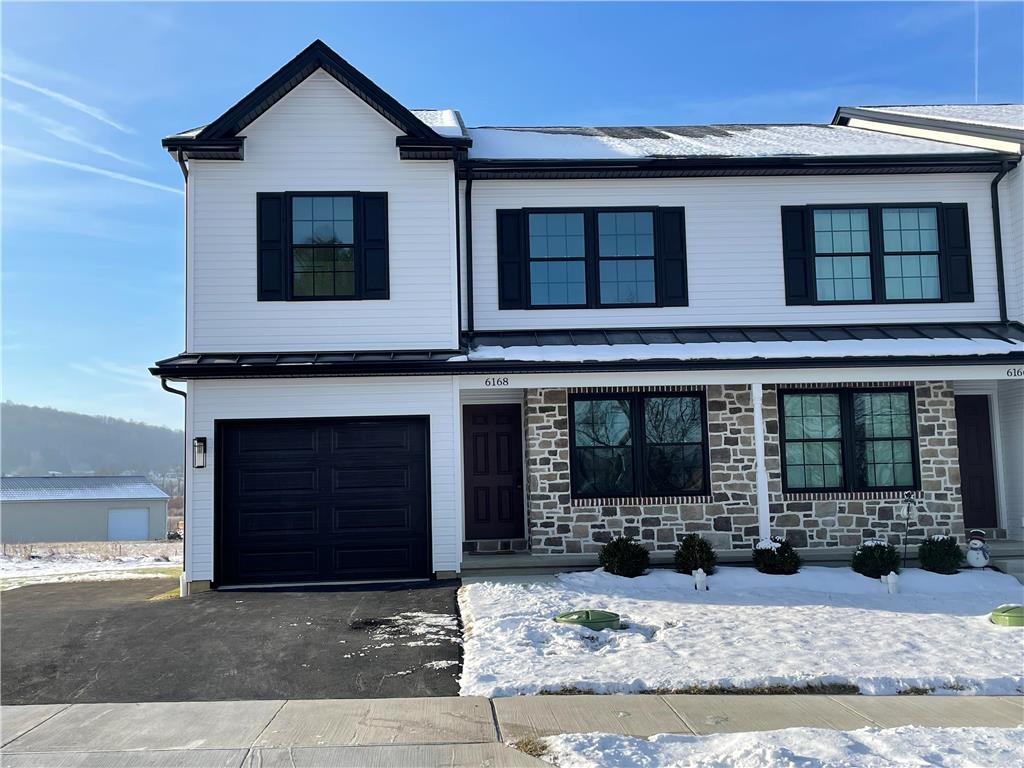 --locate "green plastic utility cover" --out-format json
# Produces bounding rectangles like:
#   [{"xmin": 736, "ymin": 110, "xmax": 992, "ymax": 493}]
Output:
[
  {"xmin": 990, "ymin": 604, "xmax": 1024, "ymax": 627},
  {"xmin": 554, "ymin": 609, "xmax": 621, "ymax": 631}
]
